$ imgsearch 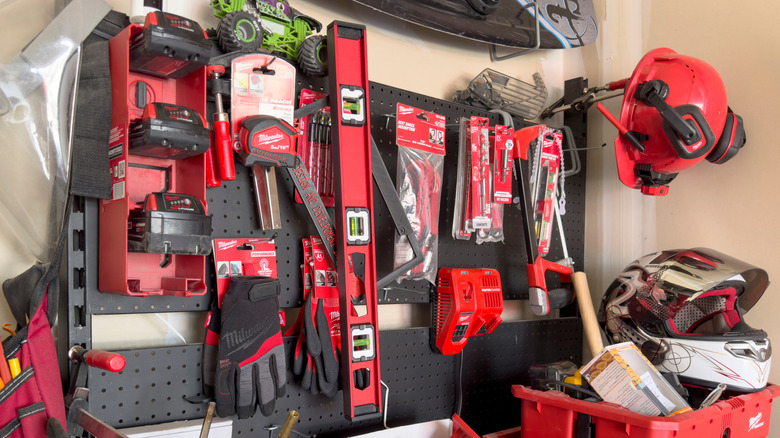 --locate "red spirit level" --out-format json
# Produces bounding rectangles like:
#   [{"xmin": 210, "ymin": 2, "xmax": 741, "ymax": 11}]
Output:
[
  {"xmin": 433, "ymin": 268, "xmax": 504, "ymax": 355},
  {"xmin": 328, "ymin": 21, "xmax": 383, "ymax": 421}
]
